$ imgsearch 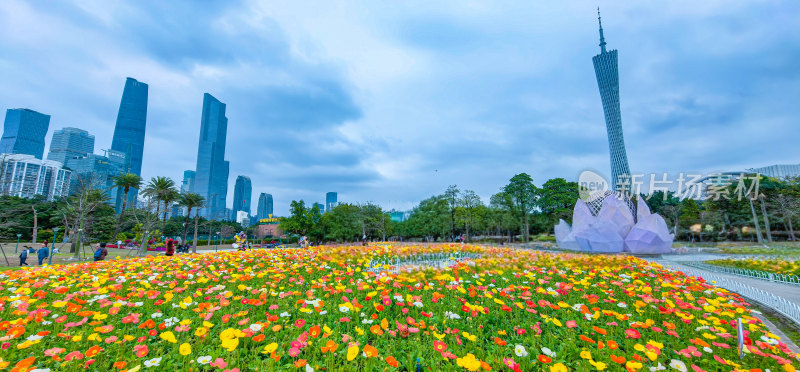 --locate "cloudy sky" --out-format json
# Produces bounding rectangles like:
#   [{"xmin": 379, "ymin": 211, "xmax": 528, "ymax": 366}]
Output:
[{"xmin": 0, "ymin": 1, "xmax": 798, "ymax": 215}]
